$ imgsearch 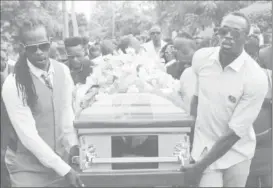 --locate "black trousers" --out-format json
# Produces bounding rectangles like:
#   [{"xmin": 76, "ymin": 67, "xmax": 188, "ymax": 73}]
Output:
[{"xmin": 1, "ymin": 150, "xmax": 11, "ymax": 188}]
